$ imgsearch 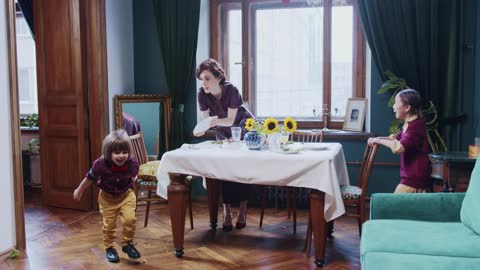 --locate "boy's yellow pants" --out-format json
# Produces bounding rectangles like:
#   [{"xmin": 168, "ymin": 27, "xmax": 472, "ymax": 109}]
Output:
[{"xmin": 98, "ymin": 189, "xmax": 136, "ymax": 250}]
